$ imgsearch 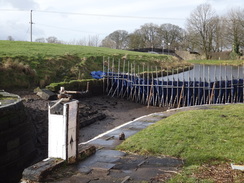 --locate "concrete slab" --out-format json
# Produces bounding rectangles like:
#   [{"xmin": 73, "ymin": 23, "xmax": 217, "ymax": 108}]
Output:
[
  {"xmin": 88, "ymin": 138, "xmax": 118, "ymax": 148},
  {"xmin": 150, "ymin": 113, "xmax": 167, "ymax": 117},
  {"xmin": 95, "ymin": 149, "xmax": 126, "ymax": 157},
  {"xmin": 120, "ymin": 121, "xmax": 154, "ymax": 130},
  {"xmin": 124, "ymin": 166, "xmax": 170, "ymax": 181},
  {"xmin": 109, "ymin": 154, "xmax": 182, "ymax": 182},
  {"xmin": 77, "ymin": 150, "xmax": 126, "ymax": 169},
  {"xmin": 146, "ymin": 156, "xmax": 183, "ymax": 167},
  {"xmin": 64, "ymin": 173, "xmax": 91, "ymax": 183},
  {"xmin": 78, "ymin": 166, "xmax": 92, "ymax": 174},
  {"xmin": 139, "ymin": 116, "xmax": 165, "ymax": 122},
  {"xmin": 106, "ymin": 169, "xmax": 129, "ymax": 181},
  {"xmin": 91, "ymin": 162, "xmax": 115, "ymax": 171}
]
